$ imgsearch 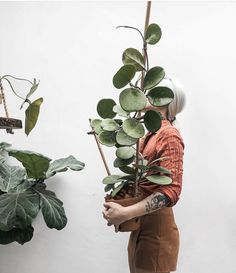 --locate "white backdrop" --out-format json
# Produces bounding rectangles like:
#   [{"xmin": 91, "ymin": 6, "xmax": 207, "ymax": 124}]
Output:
[{"xmin": 0, "ymin": 1, "xmax": 236, "ymax": 273}]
